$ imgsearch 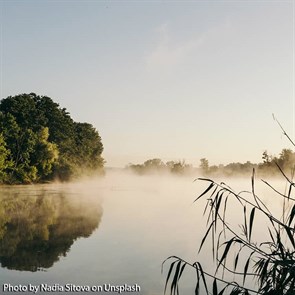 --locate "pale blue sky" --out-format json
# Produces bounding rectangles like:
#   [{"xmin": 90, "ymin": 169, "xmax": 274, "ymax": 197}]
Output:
[{"xmin": 0, "ymin": 0, "xmax": 294, "ymax": 167}]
